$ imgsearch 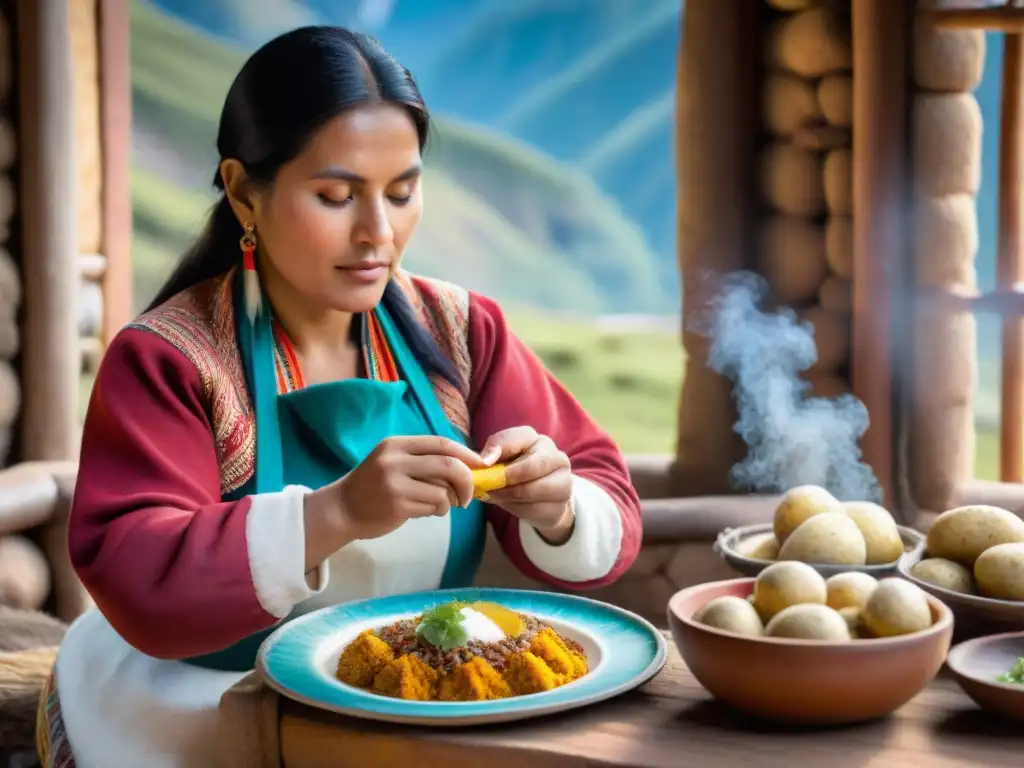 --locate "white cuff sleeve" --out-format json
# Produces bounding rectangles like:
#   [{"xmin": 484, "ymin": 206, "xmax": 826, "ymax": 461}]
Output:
[
  {"xmin": 518, "ymin": 474, "xmax": 624, "ymax": 583},
  {"xmin": 245, "ymin": 485, "xmax": 330, "ymax": 619}
]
